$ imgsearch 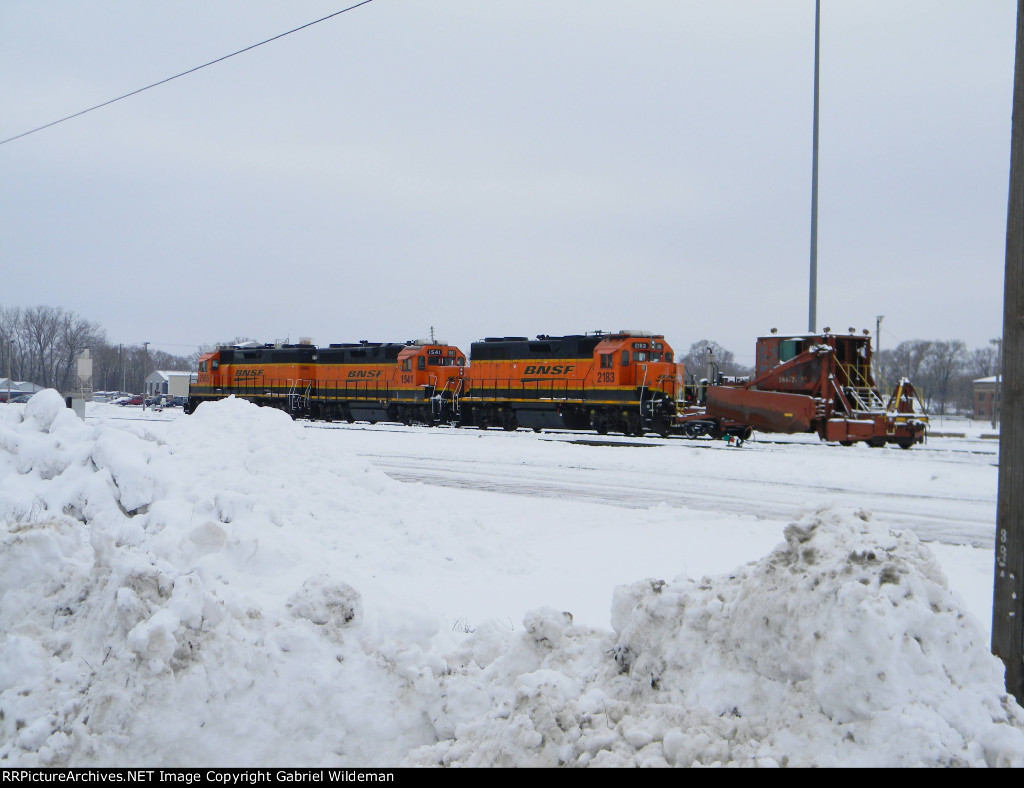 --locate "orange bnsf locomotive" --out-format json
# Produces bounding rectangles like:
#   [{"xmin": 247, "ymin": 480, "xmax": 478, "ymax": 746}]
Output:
[
  {"xmin": 458, "ymin": 331, "xmax": 684, "ymax": 436},
  {"xmin": 187, "ymin": 339, "xmax": 465, "ymax": 425}
]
